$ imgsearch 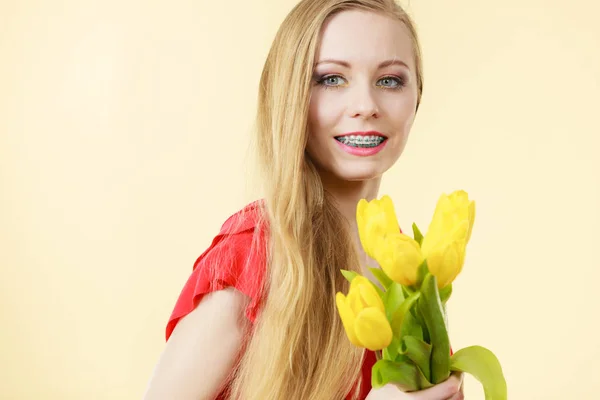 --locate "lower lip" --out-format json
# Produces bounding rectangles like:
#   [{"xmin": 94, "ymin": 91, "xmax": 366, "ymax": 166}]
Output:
[{"xmin": 334, "ymin": 138, "xmax": 388, "ymax": 156}]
